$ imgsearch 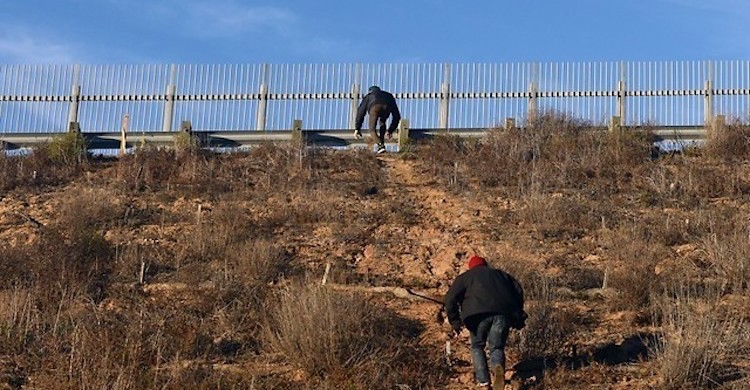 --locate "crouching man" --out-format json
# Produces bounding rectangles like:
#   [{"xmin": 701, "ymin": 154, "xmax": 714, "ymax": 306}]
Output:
[{"xmin": 444, "ymin": 256, "xmax": 526, "ymax": 390}]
